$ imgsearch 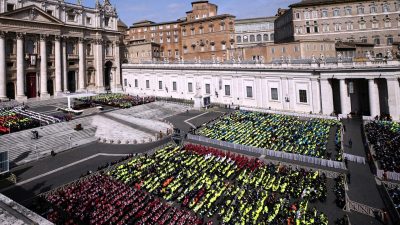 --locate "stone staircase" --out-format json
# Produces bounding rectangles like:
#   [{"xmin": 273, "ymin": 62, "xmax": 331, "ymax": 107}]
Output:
[
  {"xmin": 0, "ymin": 117, "xmax": 97, "ymax": 166},
  {"xmin": 26, "ymin": 97, "xmax": 68, "ymax": 108},
  {"xmin": 115, "ymin": 102, "xmax": 191, "ymax": 120}
]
